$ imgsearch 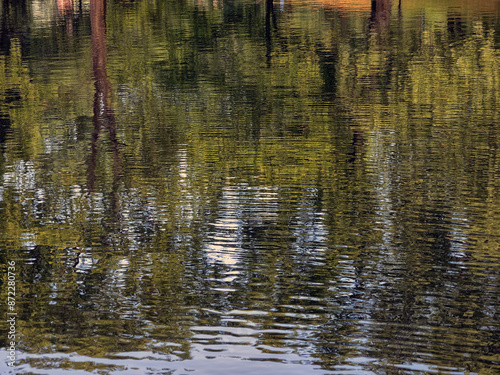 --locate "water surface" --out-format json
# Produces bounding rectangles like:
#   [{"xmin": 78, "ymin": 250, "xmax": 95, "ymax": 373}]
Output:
[{"xmin": 0, "ymin": 0, "xmax": 500, "ymax": 374}]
